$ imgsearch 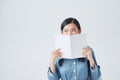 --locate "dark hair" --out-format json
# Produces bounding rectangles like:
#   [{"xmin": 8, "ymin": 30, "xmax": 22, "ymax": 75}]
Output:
[{"xmin": 61, "ymin": 17, "xmax": 81, "ymax": 31}]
